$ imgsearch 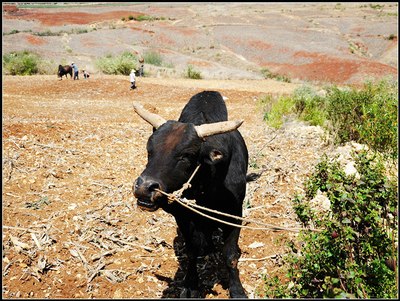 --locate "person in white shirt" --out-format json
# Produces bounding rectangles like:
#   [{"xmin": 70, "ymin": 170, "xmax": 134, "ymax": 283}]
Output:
[{"xmin": 130, "ymin": 69, "xmax": 137, "ymax": 90}]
